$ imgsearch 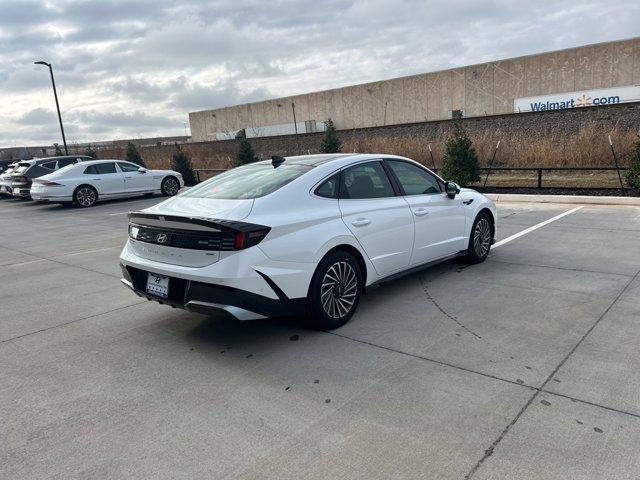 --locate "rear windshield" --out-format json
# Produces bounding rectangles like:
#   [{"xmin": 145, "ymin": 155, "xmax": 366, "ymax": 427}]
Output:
[
  {"xmin": 50, "ymin": 164, "xmax": 76, "ymax": 176},
  {"xmin": 182, "ymin": 164, "xmax": 312, "ymax": 199}
]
